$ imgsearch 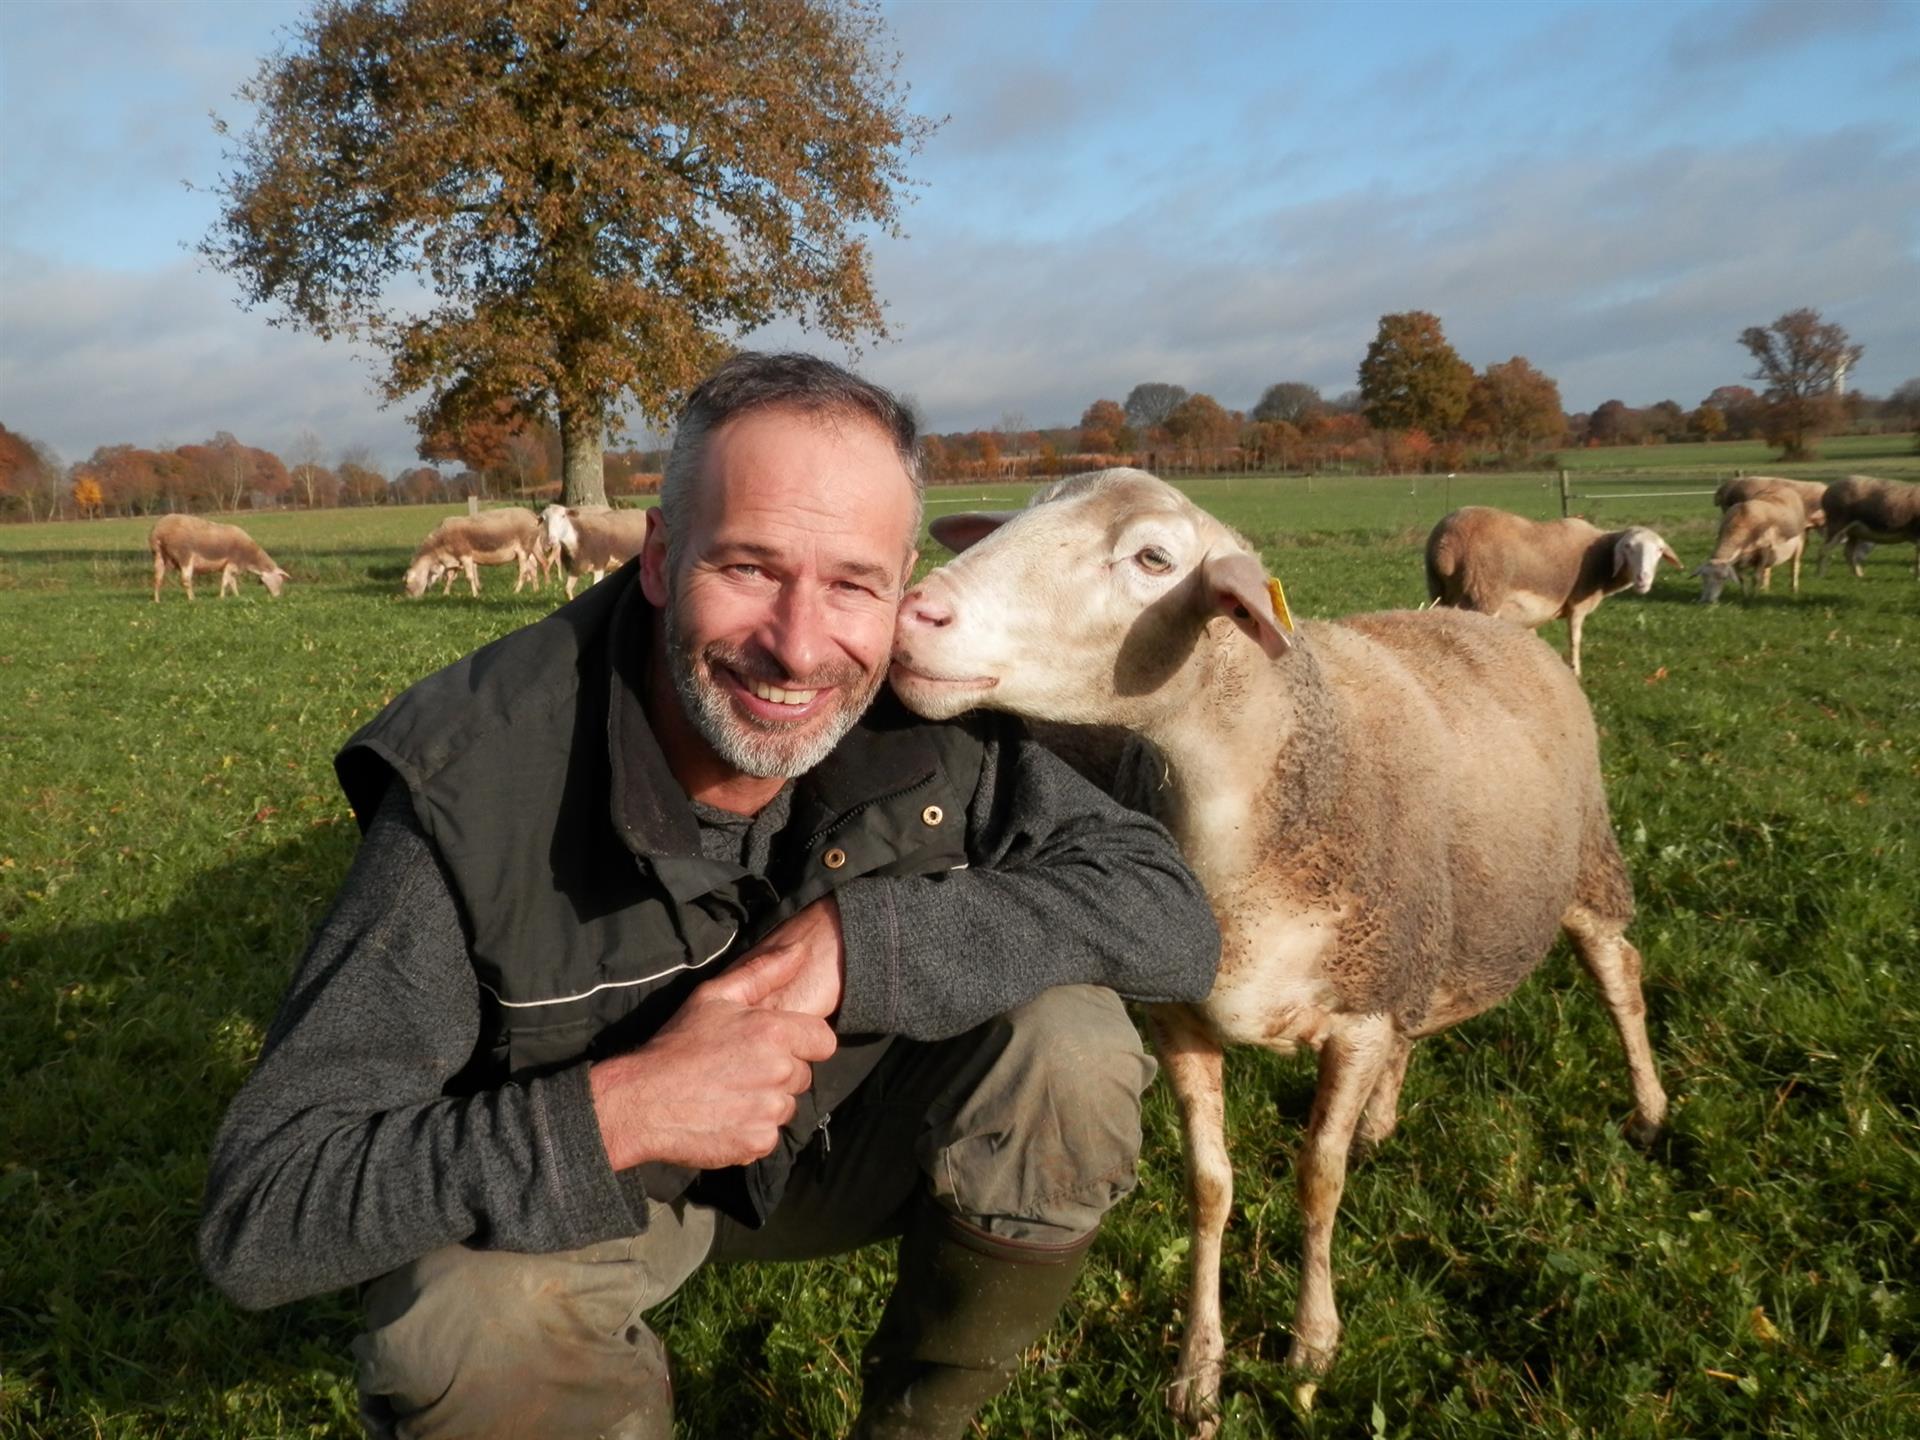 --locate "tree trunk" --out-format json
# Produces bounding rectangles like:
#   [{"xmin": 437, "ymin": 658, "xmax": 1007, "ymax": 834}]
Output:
[{"xmin": 560, "ymin": 404, "xmax": 607, "ymax": 508}]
